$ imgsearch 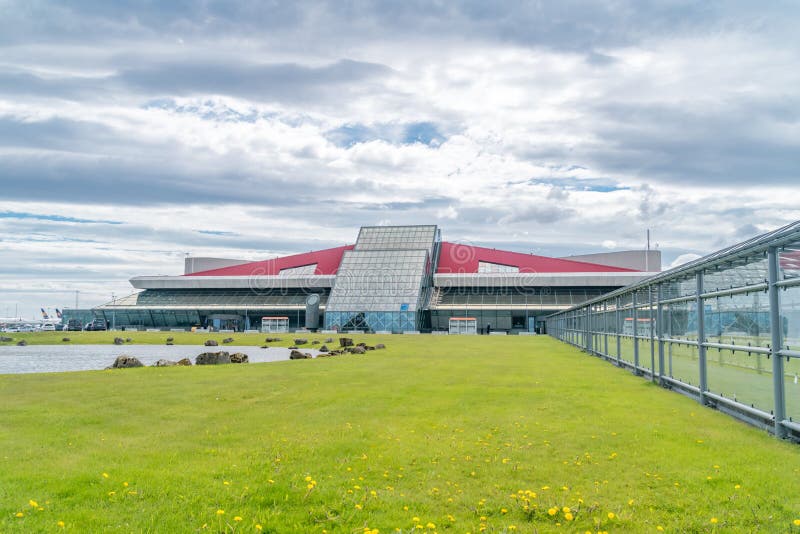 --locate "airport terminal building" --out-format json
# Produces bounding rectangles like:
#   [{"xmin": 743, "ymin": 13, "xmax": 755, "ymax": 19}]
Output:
[{"xmin": 79, "ymin": 225, "xmax": 660, "ymax": 333}]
